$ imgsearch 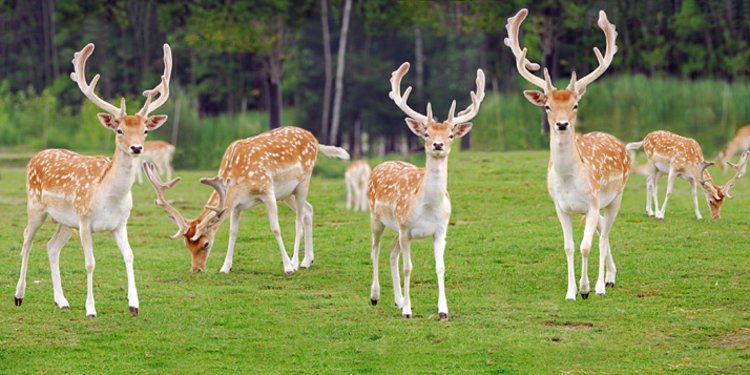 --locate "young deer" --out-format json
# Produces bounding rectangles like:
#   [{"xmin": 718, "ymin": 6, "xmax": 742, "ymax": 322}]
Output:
[
  {"xmin": 505, "ymin": 9, "xmax": 630, "ymax": 300},
  {"xmin": 368, "ymin": 62, "xmax": 484, "ymax": 320},
  {"xmin": 718, "ymin": 125, "xmax": 750, "ymax": 174},
  {"xmin": 143, "ymin": 126, "xmax": 349, "ymax": 274},
  {"xmin": 136, "ymin": 140, "xmax": 175, "ymax": 184},
  {"xmin": 345, "ymin": 160, "xmax": 371, "ymax": 211},
  {"xmin": 626, "ymin": 131, "xmax": 749, "ymax": 219},
  {"xmin": 14, "ymin": 43, "xmax": 172, "ymax": 317}
]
